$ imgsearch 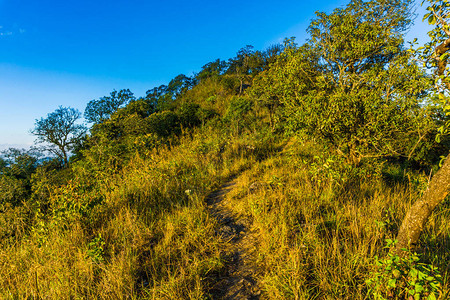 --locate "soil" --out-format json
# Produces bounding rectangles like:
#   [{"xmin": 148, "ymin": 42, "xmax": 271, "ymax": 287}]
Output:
[{"xmin": 206, "ymin": 179, "xmax": 262, "ymax": 300}]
